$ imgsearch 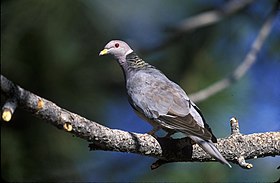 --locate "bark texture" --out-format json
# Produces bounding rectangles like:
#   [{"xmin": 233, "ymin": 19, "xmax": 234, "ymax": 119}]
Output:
[{"xmin": 1, "ymin": 75, "xmax": 279, "ymax": 169}]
